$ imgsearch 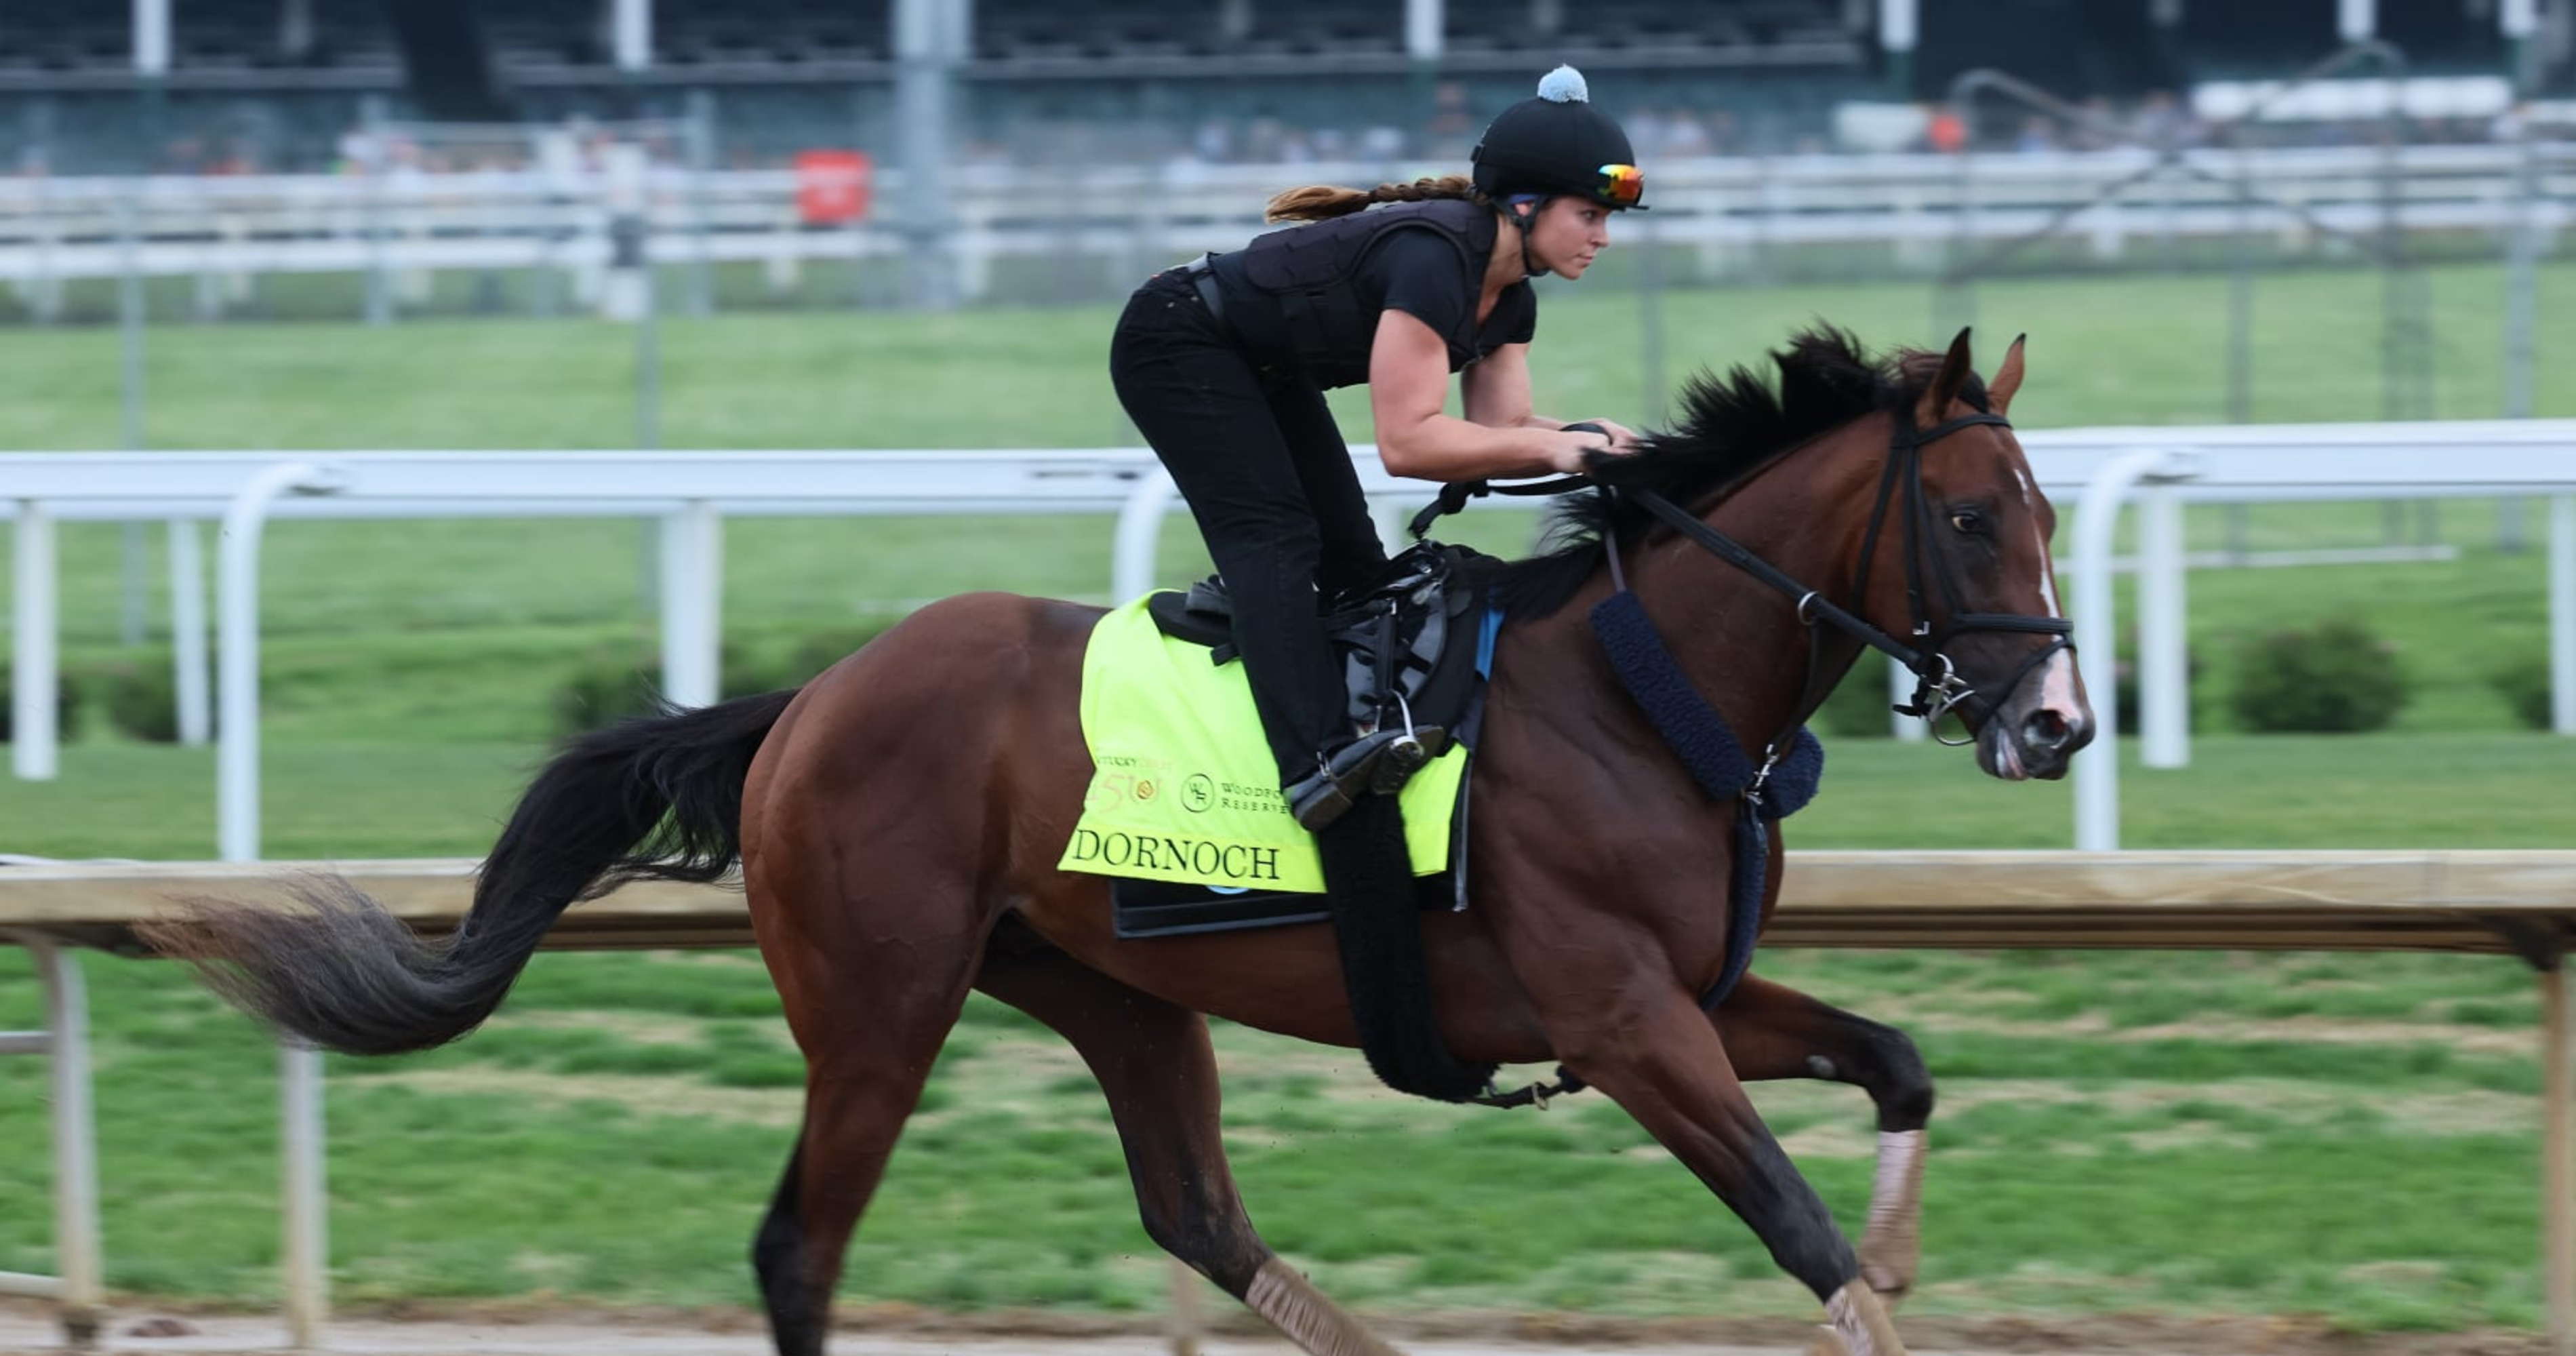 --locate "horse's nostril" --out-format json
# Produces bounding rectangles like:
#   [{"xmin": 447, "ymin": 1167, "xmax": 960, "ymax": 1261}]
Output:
[{"xmin": 2023, "ymin": 709, "xmax": 2069, "ymax": 751}]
